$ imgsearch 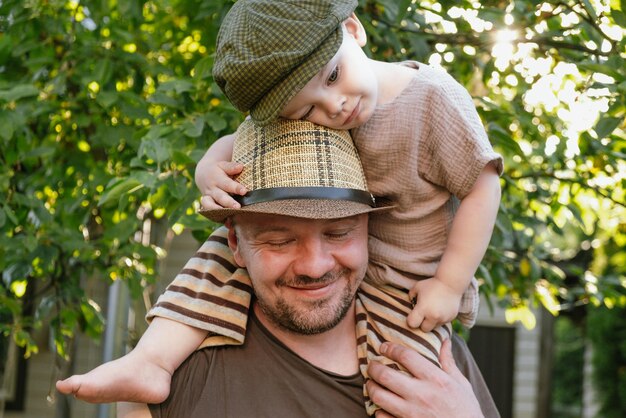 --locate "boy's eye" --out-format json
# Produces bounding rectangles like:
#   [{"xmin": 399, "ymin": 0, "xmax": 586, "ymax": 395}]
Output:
[
  {"xmin": 327, "ymin": 66, "xmax": 340, "ymax": 85},
  {"xmin": 300, "ymin": 106, "xmax": 314, "ymax": 121}
]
